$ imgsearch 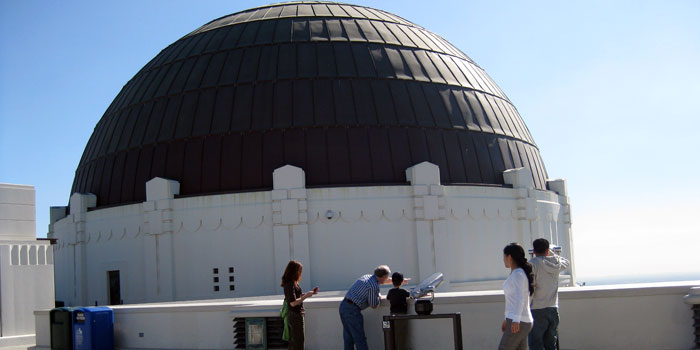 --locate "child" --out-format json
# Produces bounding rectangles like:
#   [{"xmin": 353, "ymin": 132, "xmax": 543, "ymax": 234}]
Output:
[
  {"xmin": 387, "ymin": 272, "xmax": 411, "ymax": 348},
  {"xmin": 387, "ymin": 272, "xmax": 410, "ymax": 314}
]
